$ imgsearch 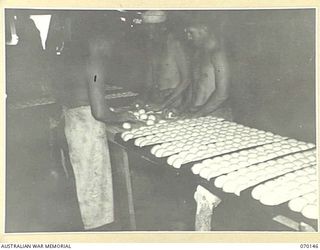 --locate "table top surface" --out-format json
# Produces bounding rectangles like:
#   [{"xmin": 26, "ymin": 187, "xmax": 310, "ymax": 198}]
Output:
[{"xmin": 108, "ymin": 116, "xmax": 318, "ymax": 231}]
